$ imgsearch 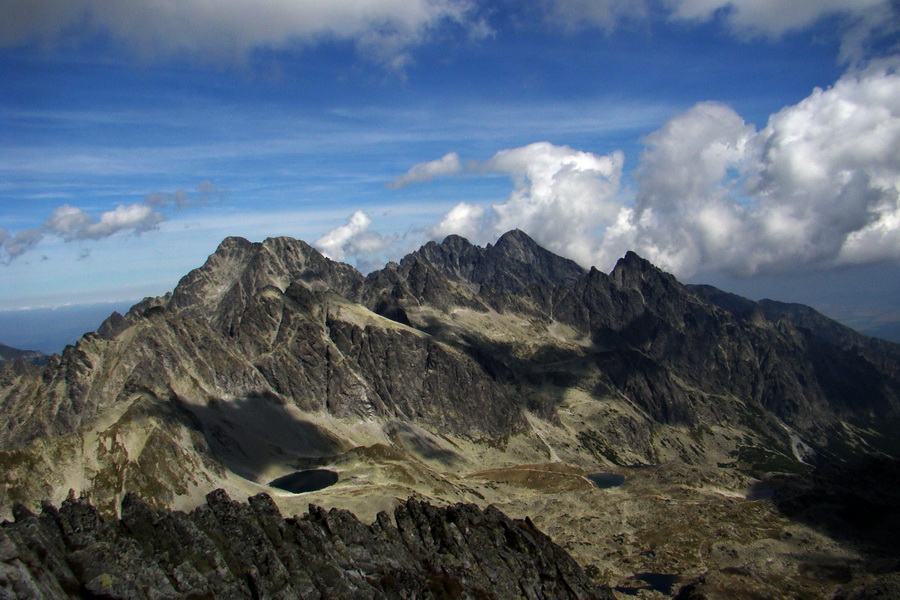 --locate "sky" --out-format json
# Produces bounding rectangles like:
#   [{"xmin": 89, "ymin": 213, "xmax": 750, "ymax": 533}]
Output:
[{"xmin": 2, "ymin": 0, "xmax": 900, "ymax": 352}]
